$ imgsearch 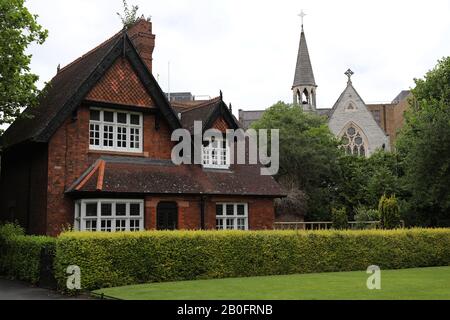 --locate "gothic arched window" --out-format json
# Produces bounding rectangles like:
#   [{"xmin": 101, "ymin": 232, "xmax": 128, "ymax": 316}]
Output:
[{"xmin": 340, "ymin": 124, "xmax": 367, "ymax": 157}]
